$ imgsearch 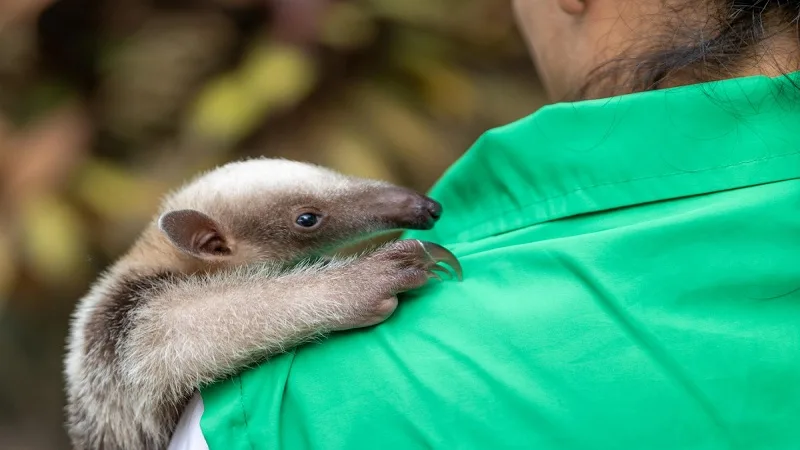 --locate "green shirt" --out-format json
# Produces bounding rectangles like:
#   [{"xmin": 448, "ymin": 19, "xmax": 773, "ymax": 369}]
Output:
[{"xmin": 197, "ymin": 74, "xmax": 800, "ymax": 450}]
